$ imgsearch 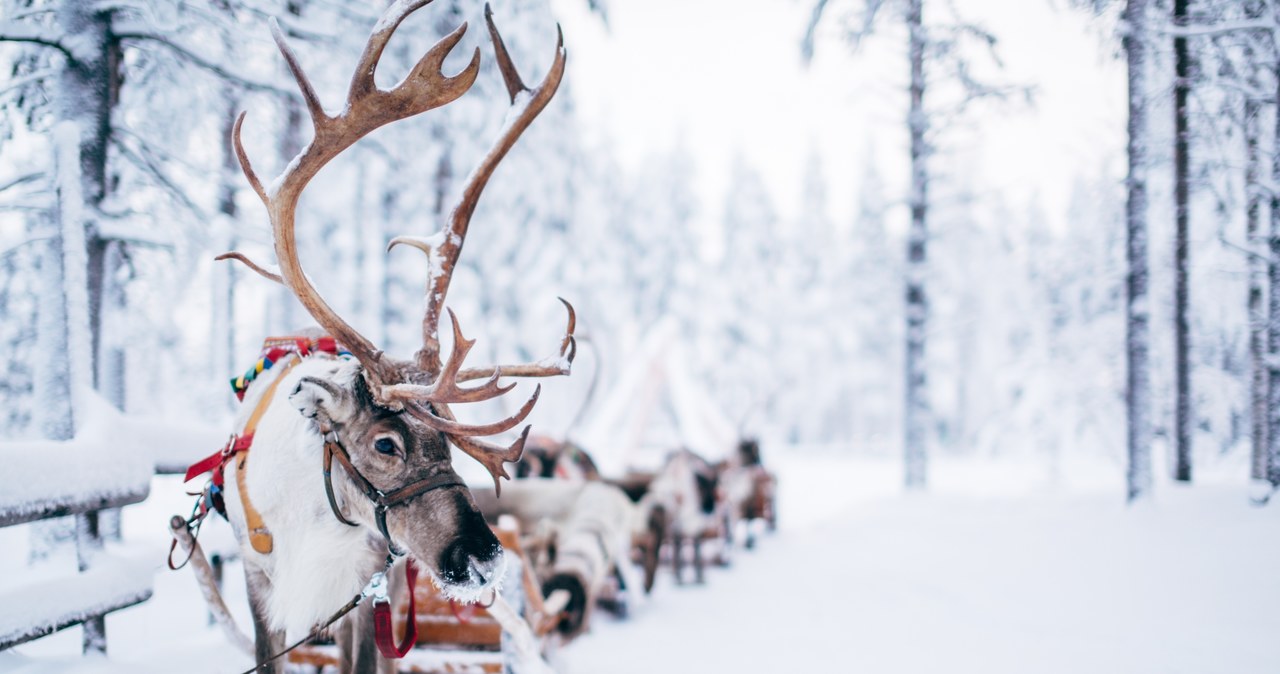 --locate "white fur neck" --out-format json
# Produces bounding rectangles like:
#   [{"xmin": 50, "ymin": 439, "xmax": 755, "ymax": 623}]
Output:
[{"xmin": 227, "ymin": 357, "xmax": 383, "ymax": 637}]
